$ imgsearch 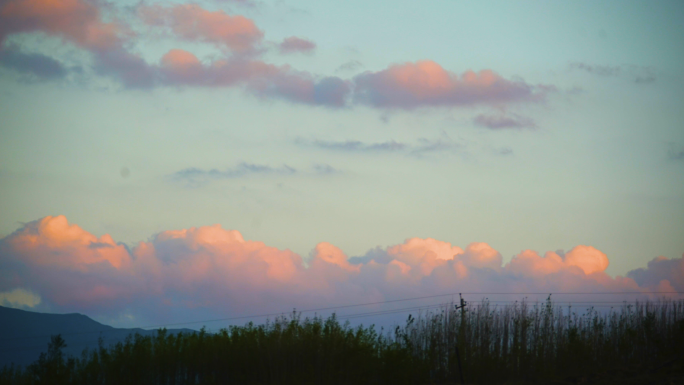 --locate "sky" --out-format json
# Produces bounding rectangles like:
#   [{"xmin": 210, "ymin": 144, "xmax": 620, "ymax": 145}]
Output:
[{"xmin": 0, "ymin": 0, "xmax": 683, "ymax": 328}]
